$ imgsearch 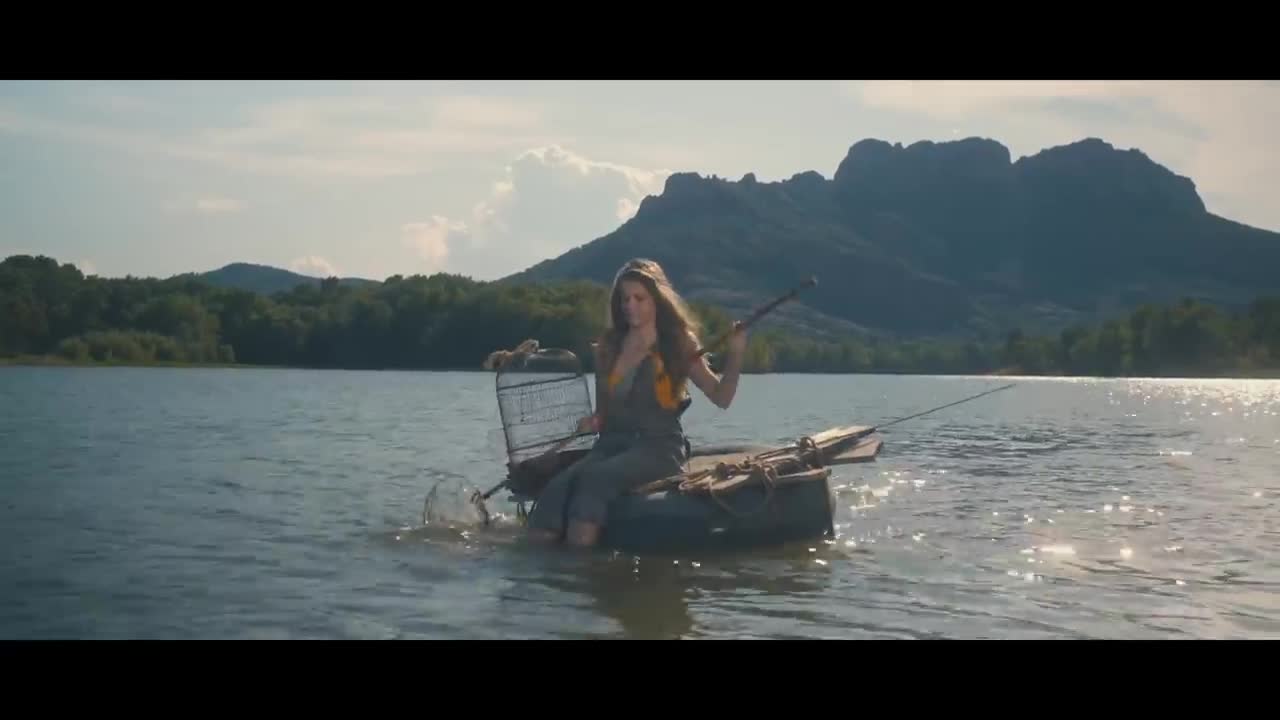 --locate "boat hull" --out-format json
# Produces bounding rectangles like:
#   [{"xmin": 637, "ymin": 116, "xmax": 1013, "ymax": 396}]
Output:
[{"xmin": 599, "ymin": 471, "xmax": 837, "ymax": 554}]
